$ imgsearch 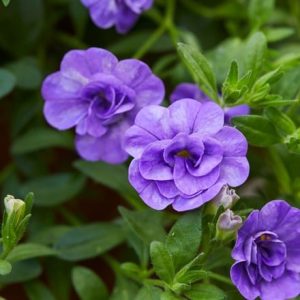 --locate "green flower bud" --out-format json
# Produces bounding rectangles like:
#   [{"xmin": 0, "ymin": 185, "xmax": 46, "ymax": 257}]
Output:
[{"xmin": 4, "ymin": 195, "xmax": 26, "ymax": 222}]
